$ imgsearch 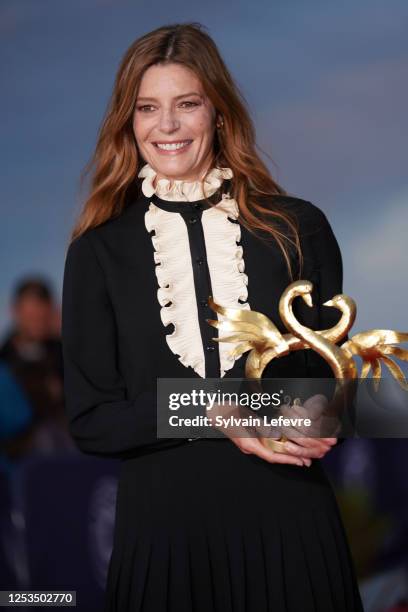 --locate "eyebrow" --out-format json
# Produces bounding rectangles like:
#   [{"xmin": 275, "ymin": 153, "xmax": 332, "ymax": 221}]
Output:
[{"xmin": 136, "ymin": 92, "xmax": 203, "ymax": 102}]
